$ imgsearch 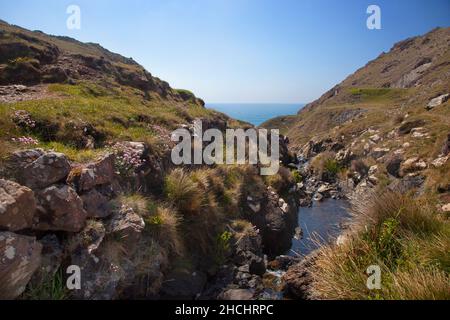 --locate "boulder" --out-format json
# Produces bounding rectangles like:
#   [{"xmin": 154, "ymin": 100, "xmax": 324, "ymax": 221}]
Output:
[
  {"xmin": 0, "ymin": 179, "xmax": 36, "ymax": 231},
  {"xmin": 12, "ymin": 151, "xmax": 71, "ymax": 189},
  {"xmin": 426, "ymin": 93, "xmax": 449, "ymax": 110},
  {"xmin": 34, "ymin": 184, "xmax": 87, "ymax": 232},
  {"xmin": 388, "ymin": 175, "xmax": 425, "ymax": 194},
  {"xmin": 371, "ymin": 147, "xmax": 390, "ymax": 159},
  {"xmin": 385, "ymin": 154, "xmax": 403, "ymax": 177},
  {"xmin": 267, "ymin": 255, "xmax": 300, "ymax": 271},
  {"xmin": 105, "ymin": 205, "xmax": 144, "ymax": 254},
  {"xmin": 67, "ymin": 153, "xmax": 115, "ymax": 192},
  {"xmin": 0, "ymin": 232, "xmax": 42, "ymax": 299},
  {"xmin": 81, "ymin": 189, "xmax": 112, "ymax": 218},
  {"xmin": 246, "ymin": 251, "xmax": 266, "ymax": 276},
  {"xmin": 400, "ymin": 157, "xmax": 427, "ymax": 176},
  {"xmin": 68, "ymin": 220, "xmax": 130, "ymax": 300},
  {"xmin": 220, "ymin": 289, "xmax": 255, "ymax": 300},
  {"xmin": 431, "ymin": 155, "xmax": 449, "ymax": 168},
  {"xmin": 282, "ymin": 254, "xmax": 316, "ymax": 300},
  {"xmin": 398, "ymin": 119, "xmax": 425, "ymax": 135}
]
